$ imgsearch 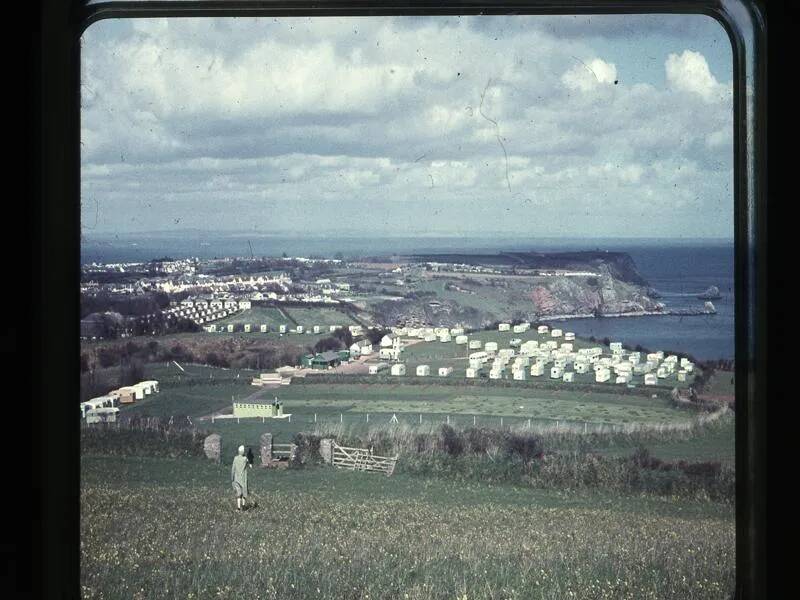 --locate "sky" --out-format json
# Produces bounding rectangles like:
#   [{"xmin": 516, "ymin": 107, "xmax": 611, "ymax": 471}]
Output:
[{"xmin": 80, "ymin": 15, "xmax": 734, "ymax": 239}]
